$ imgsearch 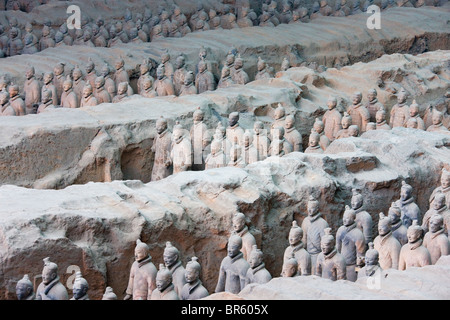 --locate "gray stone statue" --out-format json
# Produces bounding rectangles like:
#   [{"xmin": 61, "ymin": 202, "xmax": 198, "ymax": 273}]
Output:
[
  {"xmin": 0, "ymin": 91, "xmax": 16, "ymax": 116},
  {"xmin": 113, "ymin": 58, "xmax": 130, "ymax": 91},
  {"xmin": 218, "ymin": 66, "xmax": 235, "ymax": 89},
  {"xmin": 137, "ymin": 59, "xmax": 153, "ymax": 95},
  {"xmin": 228, "ymin": 137, "xmax": 246, "ymax": 168},
  {"xmin": 179, "ymin": 71, "xmax": 197, "ymax": 96},
  {"xmin": 388, "ymin": 202, "xmax": 408, "ymax": 246},
  {"xmin": 365, "ymin": 88, "xmax": 385, "ymax": 123},
  {"xmin": 357, "ymin": 242, "xmax": 383, "ymax": 280},
  {"xmin": 171, "ymin": 122, "xmax": 192, "ymax": 174},
  {"xmin": 16, "ymin": 275, "xmax": 35, "ymax": 300},
  {"xmin": 37, "ymin": 89, "xmax": 55, "ymax": 114},
  {"xmin": 281, "ymin": 253, "xmax": 299, "ymax": 277},
  {"xmin": 102, "ymin": 287, "xmax": 117, "ymax": 300},
  {"xmin": 255, "ymin": 57, "xmax": 271, "ymax": 80},
  {"xmin": 232, "ymin": 212, "xmax": 257, "ymax": 261},
  {"xmin": 215, "ymin": 234, "xmax": 250, "ymax": 294},
  {"xmin": 226, "ymin": 112, "xmax": 245, "ymax": 146},
  {"xmin": 396, "ymin": 181, "xmax": 422, "ymax": 228},
  {"xmin": 242, "ymin": 132, "xmax": 258, "ymax": 165},
  {"xmin": 163, "ymin": 241, "xmax": 186, "ymax": 296},
  {"xmin": 196, "ymin": 59, "xmax": 215, "ymax": 94},
  {"xmin": 151, "ymin": 117, "xmax": 173, "ymax": 181},
  {"xmin": 124, "ymin": 239, "xmax": 157, "ymax": 300},
  {"xmin": 72, "ymin": 65, "xmax": 86, "ymax": 105},
  {"xmin": 70, "ymin": 272, "xmax": 89, "ymax": 300},
  {"xmin": 316, "ymin": 228, "xmax": 347, "ymax": 281},
  {"xmin": 154, "ymin": 64, "xmax": 175, "ymax": 97},
  {"xmin": 60, "ymin": 78, "xmax": 78, "ymax": 109},
  {"xmin": 232, "ymin": 55, "xmax": 250, "ymax": 85},
  {"xmin": 374, "ymin": 213, "xmax": 401, "ymax": 270},
  {"xmin": 390, "ymin": 89, "xmax": 410, "ymax": 128},
  {"xmin": 112, "ymin": 82, "xmax": 129, "ymax": 103},
  {"xmin": 35, "ymin": 257, "xmax": 69, "ymax": 300},
  {"xmin": 399, "ymin": 220, "xmax": 432, "ymax": 270},
  {"xmin": 24, "ymin": 66, "xmax": 41, "ymax": 114},
  {"xmin": 284, "ymin": 221, "xmax": 312, "ymax": 276},
  {"xmin": 270, "ymin": 104, "xmax": 286, "ymax": 139},
  {"xmin": 347, "ymin": 92, "xmax": 370, "ymax": 133},
  {"xmin": 100, "ymin": 64, "xmax": 116, "ymax": 98},
  {"xmin": 322, "ymin": 97, "xmax": 343, "ymax": 141},
  {"xmin": 301, "ymin": 196, "xmax": 330, "ymax": 274},
  {"xmin": 269, "ymin": 127, "xmax": 293, "ymax": 156},
  {"xmin": 190, "ymin": 107, "xmax": 210, "ymax": 171},
  {"xmin": 94, "ymin": 76, "xmax": 112, "ymax": 104},
  {"xmin": 140, "ymin": 77, "xmax": 157, "ymax": 98},
  {"xmin": 173, "ymin": 55, "xmax": 188, "ymax": 96},
  {"xmin": 336, "ymin": 206, "xmax": 366, "ymax": 282},
  {"xmin": 8, "ymin": 84, "xmax": 26, "ymax": 116},
  {"xmin": 244, "ymin": 245, "xmax": 272, "ymax": 285},
  {"xmin": 284, "ymin": 115, "xmax": 303, "ymax": 152},
  {"xmin": 427, "ymin": 110, "xmax": 450, "ymax": 134},
  {"xmin": 351, "ymin": 188, "xmax": 373, "ymax": 246},
  {"xmin": 205, "ymin": 139, "xmax": 227, "ymax": 170},
  {"xmin": 180, "ymin": 257, "xmax": 209, "ymax": 300},
  {"xmin": 423, "ymin": 214, "xmax": 450, "ymax": 265},
  {"xmin": 41, "ymin": 72, "xmax": 58, "ymax": 106},
  {"xmin": 150, "ymin": 264, "xmax": 179, "ymax": 300},
  {"xmin": 422, "ymin": 192, "xmax": 450, "ymax": 235},
  {"xmin": 253, "ymin": 121, "xmax": 270, "ymax": 161}
]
